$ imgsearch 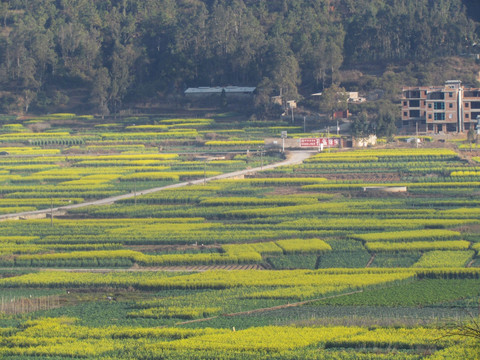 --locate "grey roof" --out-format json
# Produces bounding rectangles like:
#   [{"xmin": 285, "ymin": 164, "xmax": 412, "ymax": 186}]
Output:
[{"xmin": 185, "ymin": 86, "xmax": 256, "ymax": 94}]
